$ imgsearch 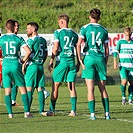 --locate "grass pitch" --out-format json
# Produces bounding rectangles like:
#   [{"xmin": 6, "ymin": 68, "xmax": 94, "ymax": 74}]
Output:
[{"xmin": 0, "ymin": 85, "xmax": 133, "ymax": 133}]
